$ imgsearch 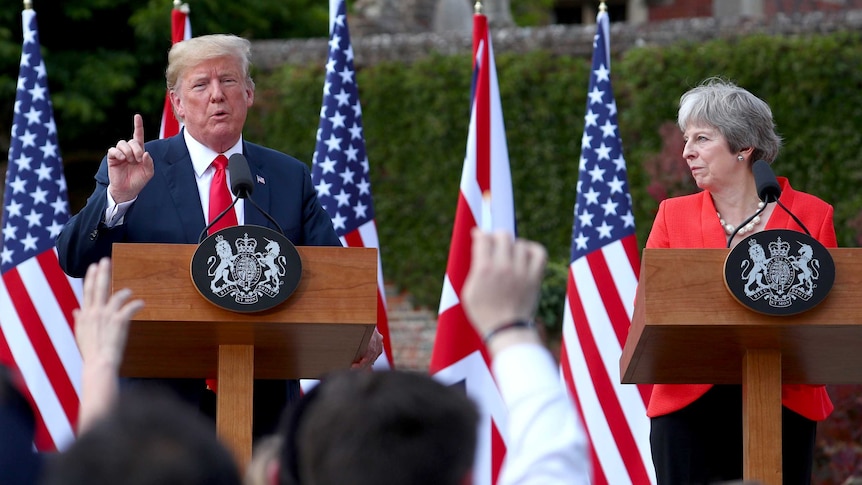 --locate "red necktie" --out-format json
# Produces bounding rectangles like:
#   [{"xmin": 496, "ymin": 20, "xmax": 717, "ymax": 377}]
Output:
[
  {"xmin": 208, "ymin": 154, "xmax": 238, "ymax": 235},
  {"xmin": 206, "ymin": 154, "xmax": 238, "ymax": 394}
]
